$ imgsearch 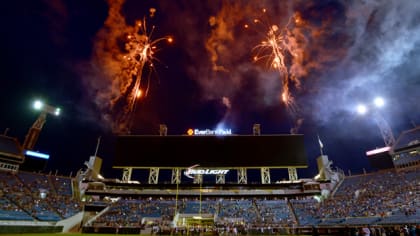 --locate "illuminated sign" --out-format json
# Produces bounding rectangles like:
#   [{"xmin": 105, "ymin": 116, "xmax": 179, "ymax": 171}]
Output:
[
  {"xmin": 187, "ymin": 128, "xmax": 232, "ymax": 136},
  {"xmin": 366, "ymin": 146, "xmax": 391, "ymax": 156},
  {"xmin": 184, "ymin": 164, "xmax": 229, "ymax": 179},
  {"xmin": 25, "ymin": 150, "xmax": 50, "ymax": 160}
]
